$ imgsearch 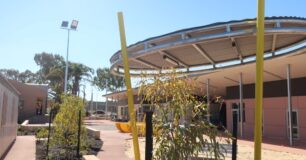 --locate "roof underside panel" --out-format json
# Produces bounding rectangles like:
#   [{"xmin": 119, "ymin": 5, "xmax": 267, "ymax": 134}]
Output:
[
  {"xmin": 198, "ymin": 38, "xmax": 237, "ymax": 62},
  {"xmin": 165, "ymin": 45, "xmax": 210, "ymax": 66}
]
